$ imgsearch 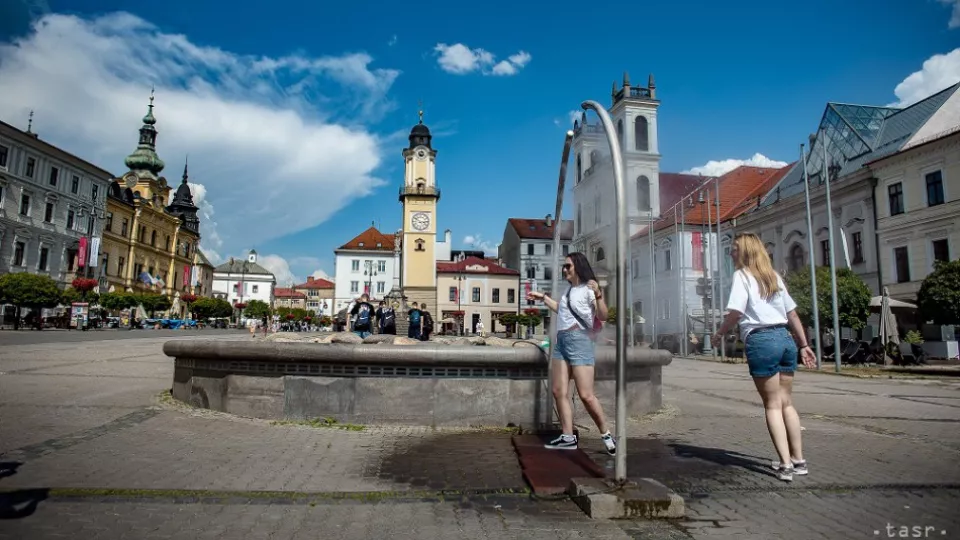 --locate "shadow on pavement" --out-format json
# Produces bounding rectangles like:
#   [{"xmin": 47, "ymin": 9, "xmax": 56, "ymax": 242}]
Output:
[
  {"xmin": 0, "ymin": 462, "xmax": 21, "ymax": 480},
  {"xmin": 0, "ymin": 489, "xmax": 49, "ymax": 519}
]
